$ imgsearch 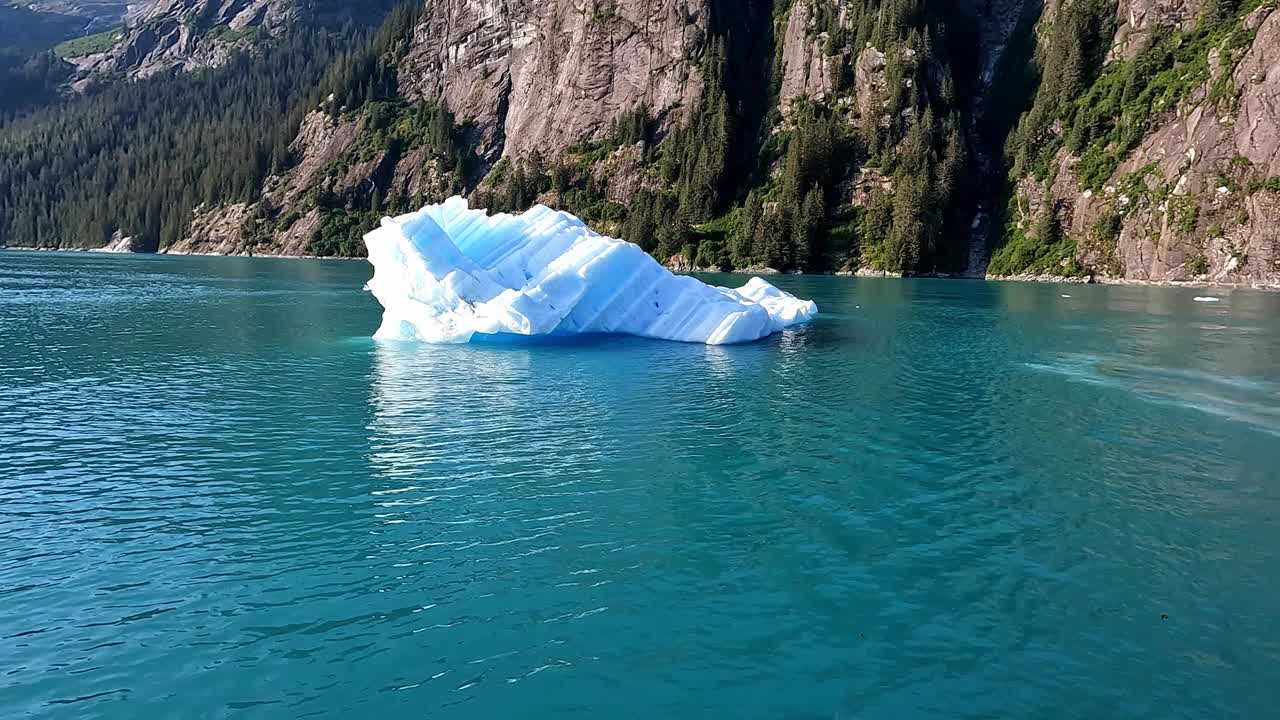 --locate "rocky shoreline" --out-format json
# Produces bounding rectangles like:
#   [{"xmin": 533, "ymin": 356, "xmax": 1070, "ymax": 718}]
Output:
[
  {"xmin": 0, "ymin": 245, "xmax": 360, "ymax": 261},
  {"xmin": 5, "ymin": 245, "xmax": 1277, "ymax": 290},
  {"xmin": 983, "ymin": 273, "xmax": 1280, "ymax": 291}
]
